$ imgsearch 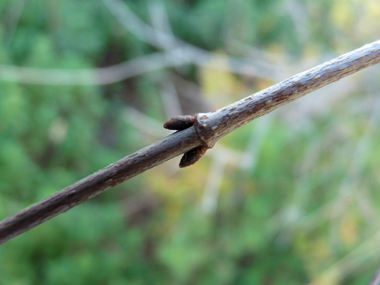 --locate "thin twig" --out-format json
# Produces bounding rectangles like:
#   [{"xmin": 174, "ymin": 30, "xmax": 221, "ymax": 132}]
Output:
[
  {"xmin": 0, "ymin": 127, "xmax": 200, "ymax": 244},
  {"xmin": 188, "ymin": 41, "xmax": 380, "ymax": 149},
  {"xmin": 0, "ymin": 50, "xmax": 190, "ymax": 85},
  {"xmin": 103, "ymin": 0, "xmax": 278, "ymax": 80},
  {"xmin": 0, "ymin": 40, "xmax": 380, "ymax": 244},
  {"xmin": 369, "ymin": 263, "xmax": 380, "ymax": 285}
]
